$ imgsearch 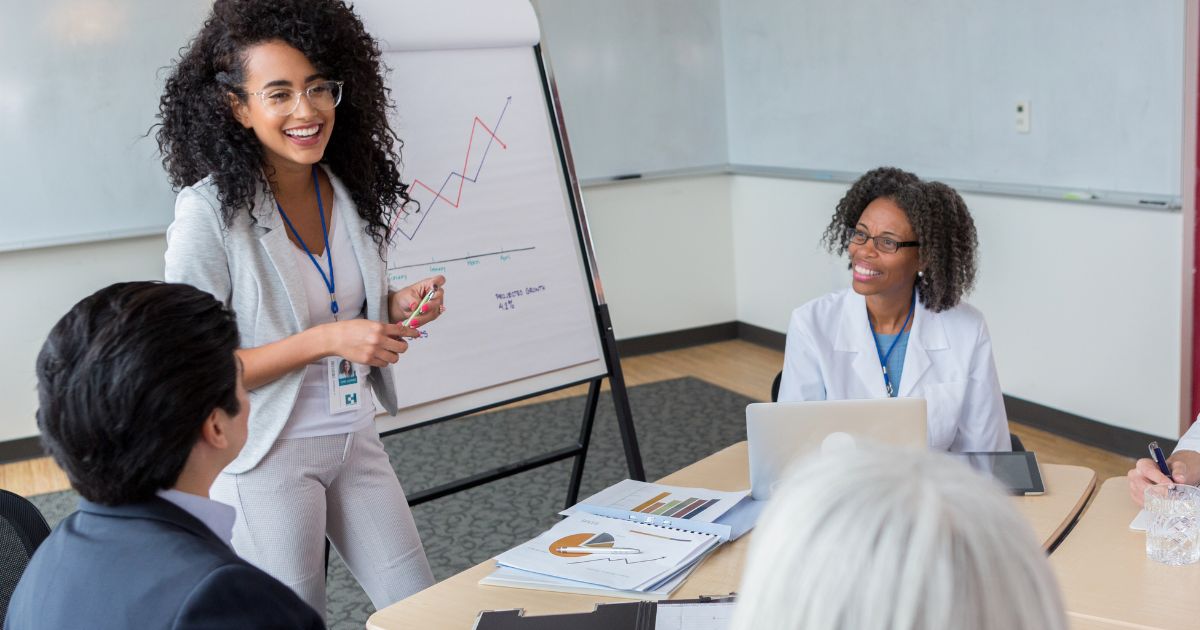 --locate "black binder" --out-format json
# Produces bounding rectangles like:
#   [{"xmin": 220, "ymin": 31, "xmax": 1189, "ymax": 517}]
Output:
[{"xmin": 472, "ymin": 595, "xmax": 736, "ymax": 630}]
